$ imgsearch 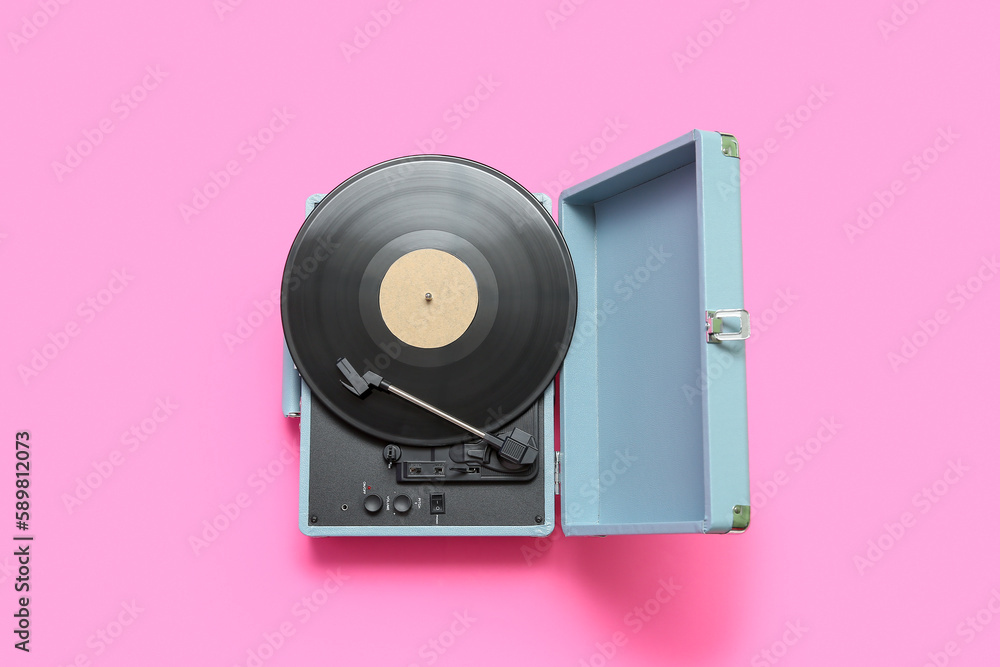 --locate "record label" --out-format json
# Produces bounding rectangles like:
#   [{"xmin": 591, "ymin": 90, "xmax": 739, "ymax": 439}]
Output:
[{"xmin": 378, "ymin": 248, "xmax": 479, "ymax": 349}]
